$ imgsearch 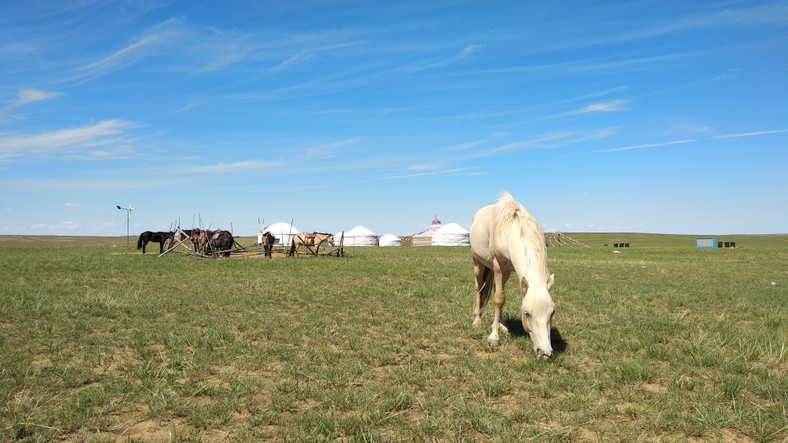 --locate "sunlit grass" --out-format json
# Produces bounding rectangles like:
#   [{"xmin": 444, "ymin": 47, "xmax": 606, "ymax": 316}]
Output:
[{"xmin": 0, "ymin": 235, "xmax": 785, "ymax": 441}]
